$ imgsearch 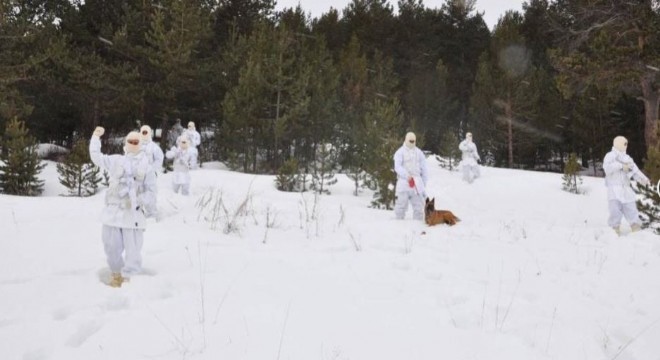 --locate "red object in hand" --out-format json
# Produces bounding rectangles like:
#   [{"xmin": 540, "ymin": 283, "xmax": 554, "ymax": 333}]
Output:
[{"xmin": 408, "ymin": 177, "xmax": 415, "ymax": 188}]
